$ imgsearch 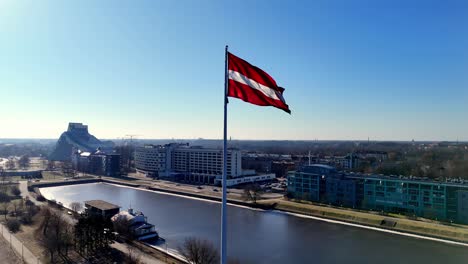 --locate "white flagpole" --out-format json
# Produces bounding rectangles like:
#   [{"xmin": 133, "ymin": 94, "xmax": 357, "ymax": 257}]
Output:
[{"xmin": 221, "ymin": 45, "xmax": 228, "ymax": 264}]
